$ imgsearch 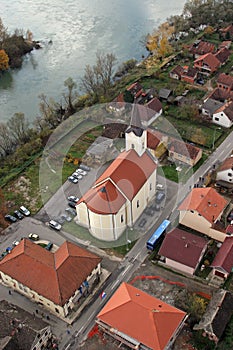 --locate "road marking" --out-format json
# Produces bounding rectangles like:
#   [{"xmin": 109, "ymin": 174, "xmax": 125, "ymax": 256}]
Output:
[
  {"xmin": 111, "ymin": 280, "xmax": 119, "ymax": 290},
  {"xmin": 122, "ymin": 264, "xmax": 131, "ymax": 276},
  {"xmin": 87, "ymin": 310, "xmax": 96, "ymax": 322}
]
